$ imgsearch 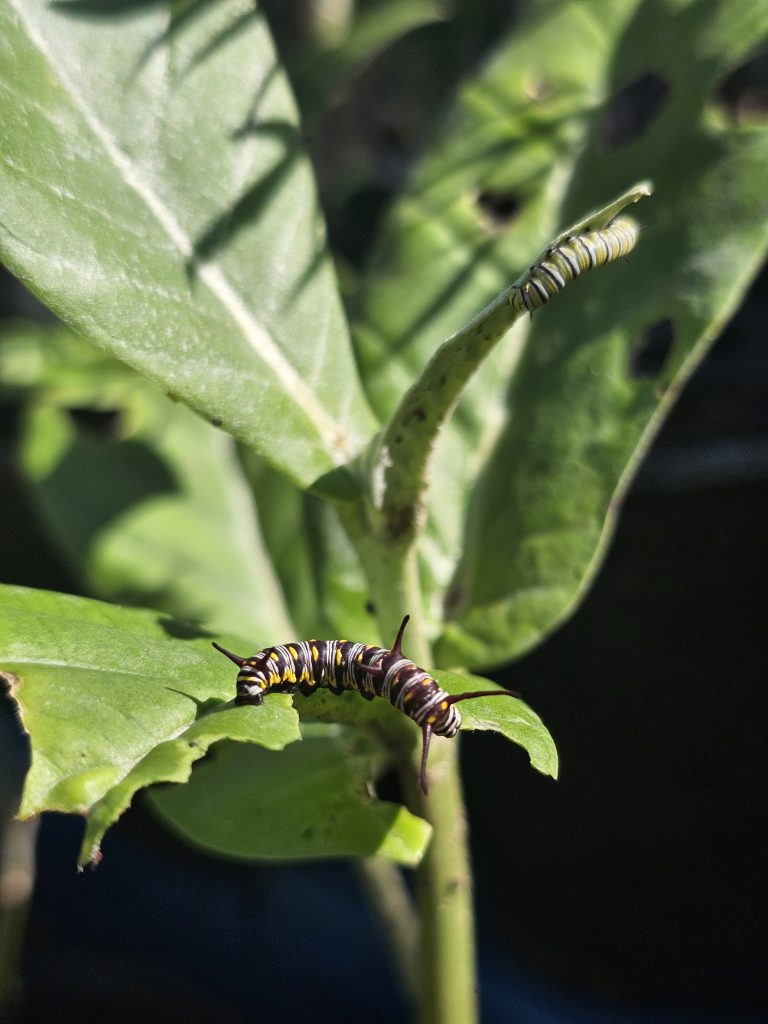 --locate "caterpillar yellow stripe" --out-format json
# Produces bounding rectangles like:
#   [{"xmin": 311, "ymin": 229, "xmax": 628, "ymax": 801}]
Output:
[{"xmin": 510, "ymin": 218, "xmax": 637, "ymax": 315}]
